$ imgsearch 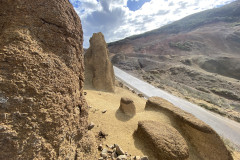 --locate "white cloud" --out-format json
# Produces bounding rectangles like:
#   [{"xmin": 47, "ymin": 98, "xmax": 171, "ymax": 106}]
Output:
[{"xmin": 70, "ymin": 0, "xmax": 236, "ymax": 48}]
